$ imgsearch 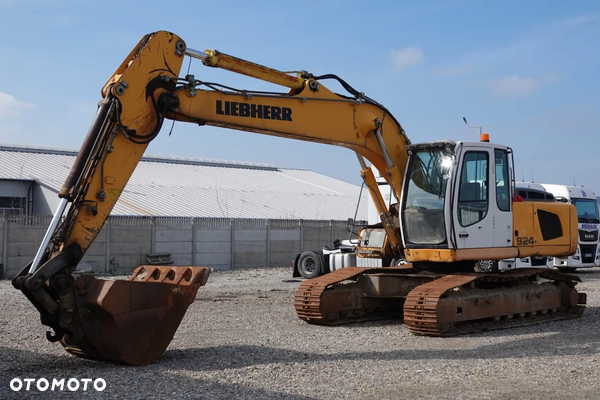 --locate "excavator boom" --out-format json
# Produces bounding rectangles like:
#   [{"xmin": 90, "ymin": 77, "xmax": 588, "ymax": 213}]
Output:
[{"xmin": 62, "ymin": 31, "xmax": 408, "ymax": 263}]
